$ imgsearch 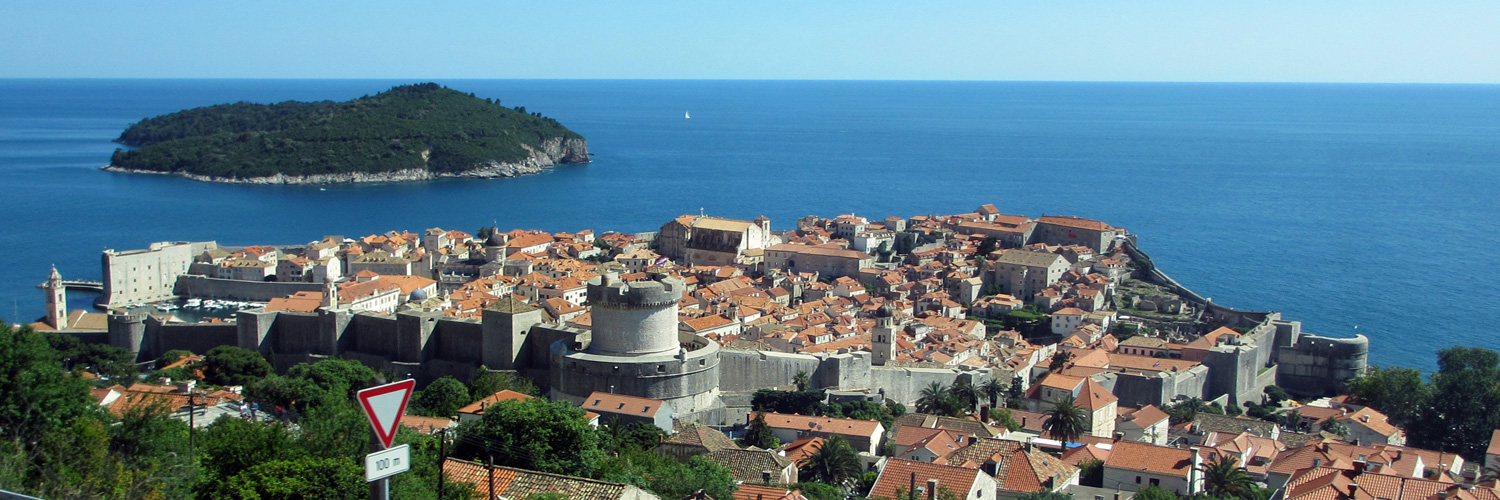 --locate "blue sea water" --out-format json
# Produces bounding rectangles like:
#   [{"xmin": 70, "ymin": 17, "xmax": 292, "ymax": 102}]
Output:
[{"xmin": 2, "ymin": 79, "xmax": 1497, "ymax": 372}]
